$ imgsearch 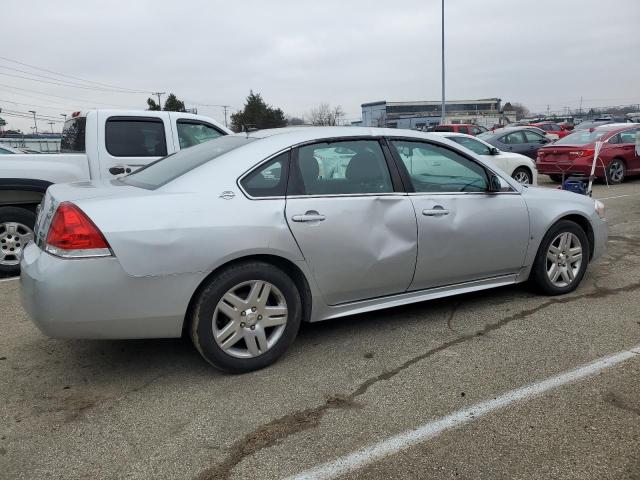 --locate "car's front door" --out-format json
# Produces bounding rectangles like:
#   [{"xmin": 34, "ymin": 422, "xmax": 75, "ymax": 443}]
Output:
[
  {"xmin": 285, "ymin": 139, "xmax": 417, "ymax": 305},
  {"xmin": 389, "ymin": 139, "xmax": 530, "ymax": 290},
  {"xmin": 612, "ymin": 128, "xmax": 640, "ymax": 173},
  {"xmin": 498, "ymin": 131, "xmax": 529, "ymax": 157}
]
